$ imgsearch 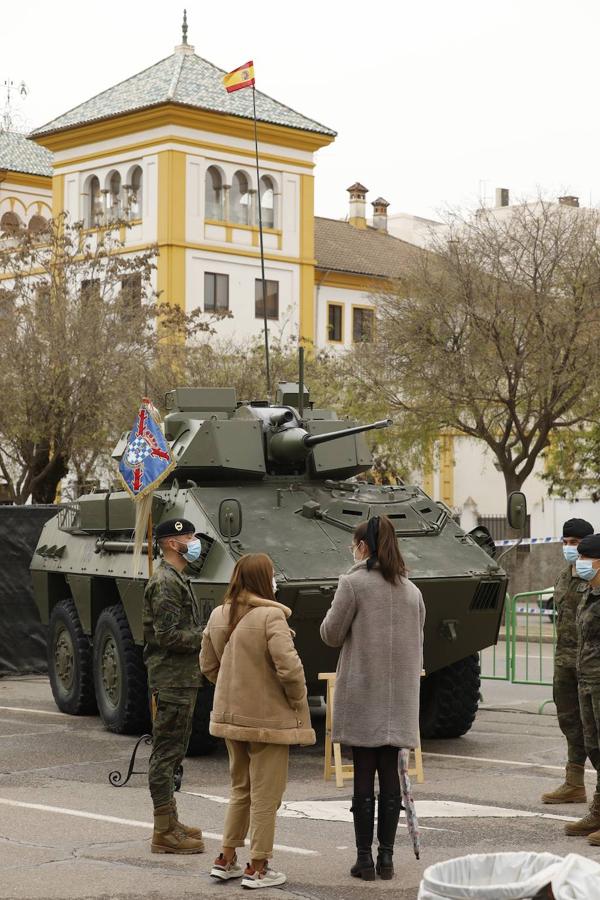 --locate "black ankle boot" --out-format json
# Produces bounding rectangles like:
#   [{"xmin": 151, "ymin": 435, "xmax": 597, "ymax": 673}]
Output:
[
  {"xmin": 350, "ymin": 796, "xmax": 375, "ymax": 880},
  {"xmin": 376, "ymin": 793, "xmax": 403, "ymax": 879}
]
